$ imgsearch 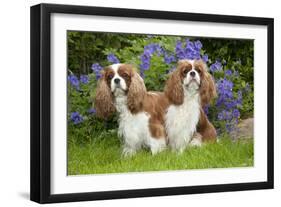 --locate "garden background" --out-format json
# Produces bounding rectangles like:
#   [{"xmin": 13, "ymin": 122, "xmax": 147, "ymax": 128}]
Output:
[{"xmin": 67, "ymin": 31, "xmax": 254, "ymax": 175}]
